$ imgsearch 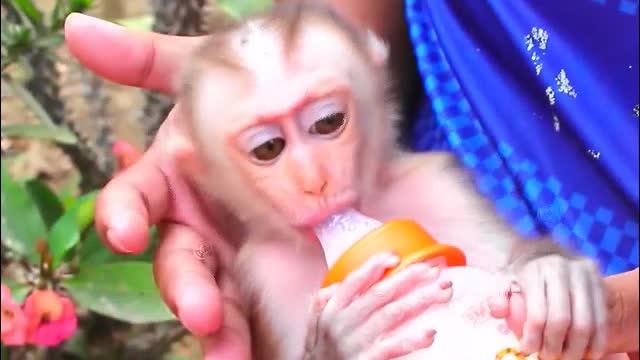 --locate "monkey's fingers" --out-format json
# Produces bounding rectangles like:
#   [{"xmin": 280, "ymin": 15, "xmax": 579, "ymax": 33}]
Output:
[
  {"xmin": 342, "ymin": 263, "xmax": 441, "ymax": 331},
  {"xmin": 64, "ymin": 12, "xmax": 203, "ymax": 94},
  {"xmin": 519, "ymin": 262, "xmax": 548, "ymax": 355},
  {"xmin": 562, "ymin": 266, "xmax": 596, "ymax": 360},
  {"xmin": 154, "ymin": 222, "xmax": 224, "ymax": 337},
  {"xmin": 303, "ymin": 286, "xmax": 339, "ymax": 356},
  {"xmin": 365, "ymin": 327, "xmax": 437, "ymax": 360},
  {"xmin": 324, "ymin": 253, "xmax": 400, "ymax": 315},
  {"xmin": 538, "ymin": 260, "xmax": 571, "ymax": 359},
  {"xmin": 586, "ymin": 271, "xmax": 608, "ymax": 360},
  {"xmin": 354, "ymin": 279, "xmax": 452, "ymax": 345}
]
